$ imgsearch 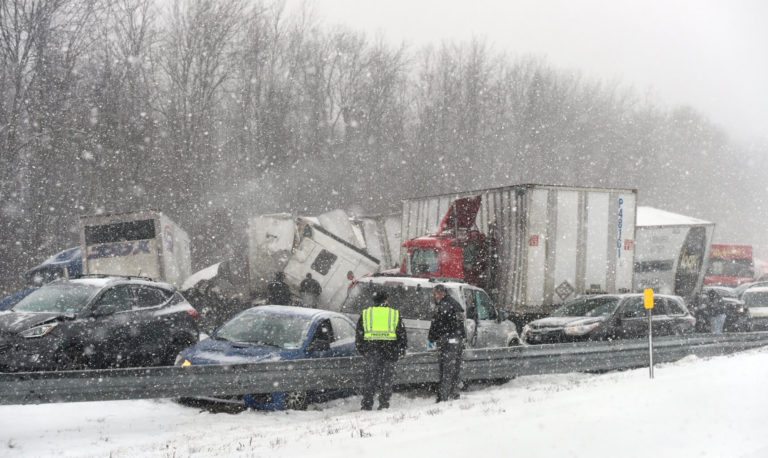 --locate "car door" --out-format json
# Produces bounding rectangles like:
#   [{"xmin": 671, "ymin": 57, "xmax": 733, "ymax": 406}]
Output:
[
  {"xmin": 467, "ymin": 288, "xmax": 514, "ymax": 348},
  {"xmin": 329, "ymin": 316, "xmax": 357, "ymax": 356},
  {"xmin": 665, "ymin": 297, "xmax": 693, "ymax": 334},
  {"xmin": 306, "ymin": 318, "xmax": 335, "ymax": 358},
  {"xmin": 651, "ymin": 298, "xmax": 674, "ymax": 336},
  {"xmin": 617, "ymin": 297, "xmax": 648, "ymax": 339},
  {"xmin": 130, "ymin": 285, "xmax": 174, "ymax": 362},
  {"xmin": 87, "ymin": 284, "xmax": 138, "ymax": 367}
]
